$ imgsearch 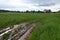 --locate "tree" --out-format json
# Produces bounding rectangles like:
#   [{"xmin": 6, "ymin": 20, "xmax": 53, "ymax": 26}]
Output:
[{"xmin": 44, "ymin": 9, "xmax": 51, "ymax": 13}]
